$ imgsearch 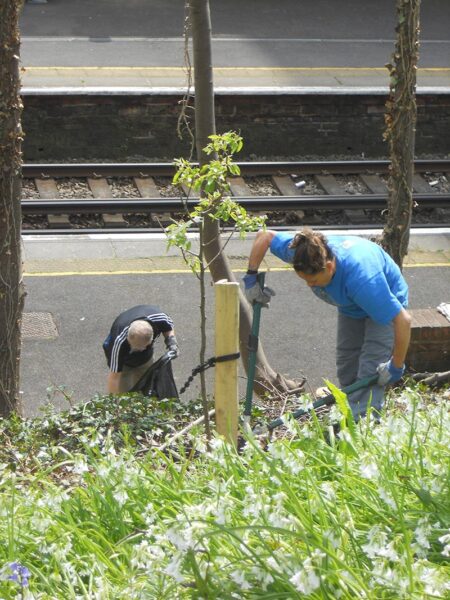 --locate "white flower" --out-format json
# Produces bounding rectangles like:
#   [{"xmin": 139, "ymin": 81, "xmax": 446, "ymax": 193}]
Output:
[
  {"xmin": 290, "ymin": 566, "xmax": 321, "ymax": 594},
  {"xmin": 214, "ymin": 504, "xmax": 227, "ymax": 525},
  {"xmin": 97, "ymin": 464, "xmax": 110, "ymax": 478},
  {"xmin": 328, "ymin": 404, "xmax": 343, "ymax": 423},
  {"xmin": 337, "ymin": 430, "xmax": 353, "ymax": 443},
  {"xmin": 143, "ymin": 504, "xmax": 156, "ymax": 526},
  {"xmin": 230, "ymin": 569, "xmax": 252, "ymax": 590},
  {"xmin": 370, "ymin": 558, "xmax": 407, "ymax": 593},
  {"xmin": 290, "ymin": 568, "xmax": 320, "ymax": 595},
  {"xmin": 273, "ymin": 491, "xmax": 286, "ymax": 504},
  {"xmin": 267, "ymin": 510, "xmax": 294, "ymax": 529},
  {"xmin": 280, "ymin": 412, "xmax": 299, "ymax": 434},
  {"xmin": 438, "ymin": 532, "xmax": 450, "ymax": 557},
  {"xmin": 297, "ymin": 395, "xmax": 314, "ymax": 412},
  {"xmin": 362, "ymin": 526, "xmax": 389, "ymax": 559},
  {"xmin": 165, "ymin": 555, "xmax": 184, "ymax": 583},
  {"xmin": 377, "ymin": 486, "xmax": 396, "ymax": 509},
  {"xmin": 113, "ymin": 489, "xmax": 128, "ymax": 506},
  {"xmin": 416, "ymin": 563, "xmax": 450, "ymax": 597},
  {"xmin": 166, "ymin": 526, "xmax": 195, "ymax": 551},
  {"xmin": 73, "ymin": 457, "xmax": 89, "ymax": 474},
  {"xmin": 130, "ymin": 540, "xmax": 152, "ymax": 569},
  {"xmin": 320, "ymin": 482, "xmax": 336, "ymax": 502},
  {"xmin": 323, "ymin": 529, "xmax": 340, "ymax": 549},
  {"xmin": 266, "ymin": 556, "xmax": 279, "ymax": 570},
  {"xmin": 250, "ymin": 566, "xmax": 274, "ymax": 590},
  {"xmin": 414, "ymin": 517, "xmax": 432, "ymax": 551},
  {"xmin": 300, "ymin": 423, "xmax": 315, "ymax": 438},
  {"xmin": 376, "ymin": 541, "xmax": 399, "ymax": 562},
  {"xmin": 194, "ymin": 437, "xmax": 207, "ymax": 453},
  {"xmin": 290, "ymin": 551, "xmax": 324, "ymax": 595},
  {"xmin": 283, "ymin": 454, "xmax": 304, "ymax": 475},
  {"xmin": 30, "ymin": 513, "xmax": 53, "ymax": 533},
  {"xmin": 359, "ymin": 456, "xmax": 379, "ymax": 480}
]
